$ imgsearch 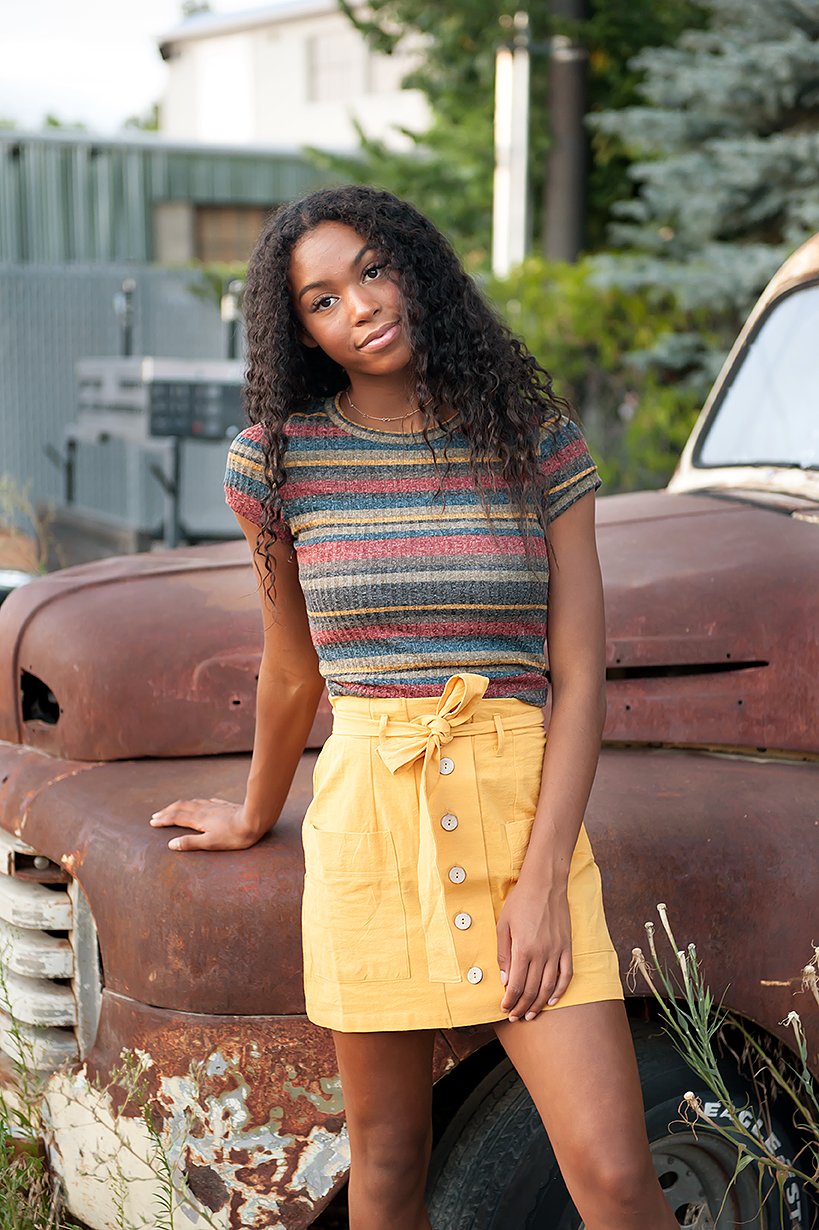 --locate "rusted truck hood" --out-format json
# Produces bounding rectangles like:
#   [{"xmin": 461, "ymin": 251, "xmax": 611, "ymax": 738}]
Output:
[
  {"xmin": 0, "ymin": 489, "xmax": 815, "ymax": 759},
  {"xmin": 1, "ymin": 738, "xmax": 815, "ymax": 1033},
  {"xmin": 0, "ymin": 742, "xmax": 311, "ymax": 1015},
  {"xmin": 595, "ymin": 490, "xmax": 817, "ymax": 755},
  {"xmin": 0, "ymin": 542, "xmax": 330, "ymax": 761}
]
